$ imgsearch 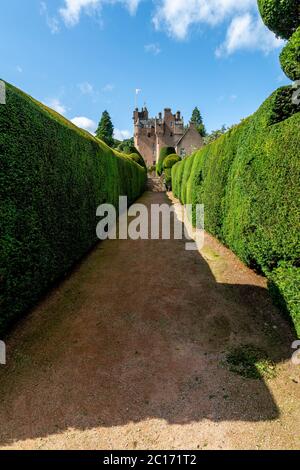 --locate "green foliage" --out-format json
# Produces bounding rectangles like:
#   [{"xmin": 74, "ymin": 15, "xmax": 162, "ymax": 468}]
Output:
[
  {"xmin": 148, "ymin": 165, "xmax": 156, "ymax": 173},
  {"xmin": 191, "ymin": 107, "xmax": 207, "ymax": 137},
  {"xmin": 157, "ymin": 146, "xmax": 176, "ymax": 176},
  {"xmin": 96, "ymin": 110, "xmax": 114, "ymax": 147},
  {"xmin": 163, "ymin": 154, "xmax": 181, "ymax": 169},
  {"xmin": 117, "ymin": 138, "xmax": 142, "ymax": 158},
  {"xmin": 127, "ymin": 152, "xmax": 146, "ymax": 169},
  {"xmin": 257, "ymin": 0, "xmax": 300, "ymax": 40},
  {"xmin": 172, "ymin": 88, "xmax": 300, "ymax": 335},
  {"xmin": 163, "ymin": 155, "xmax": 181, "ymax": 191},
  {"xmin": 280, "ymin": 27, "xmax": 300, "ymax": 80},
  {"xmin": 164, "ymin": 169, "xmax": 172, "ymax": 191},
  {"xmin": 268, "ymin": 264, "xmax": 300, "ymax": 337},
  {"xmin": 266, "ymin": 86, "xmax": 300, "ymax": 125},
  {"xmin": 0, "ymin": 82, "xmax": 146, "ymax": 334}
]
